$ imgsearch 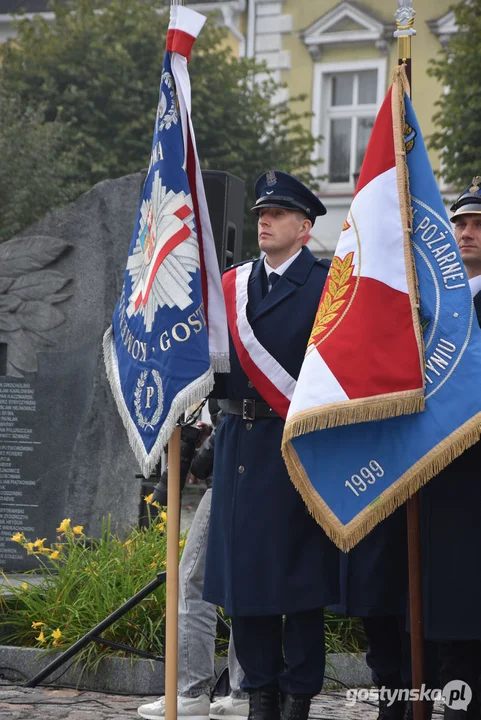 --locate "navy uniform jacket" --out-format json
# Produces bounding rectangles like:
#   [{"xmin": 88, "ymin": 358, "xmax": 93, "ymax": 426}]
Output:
[
  {"xmin": 333, "ymin": 506, "xmax": 408, "ymax": 618},
  {"xmin": 203, "ymin": 247, "xmax": 340, "ymax": 617},
  {"xmin": 420, "ymin": 290, "xmax": 481, "ymax": 641}
]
